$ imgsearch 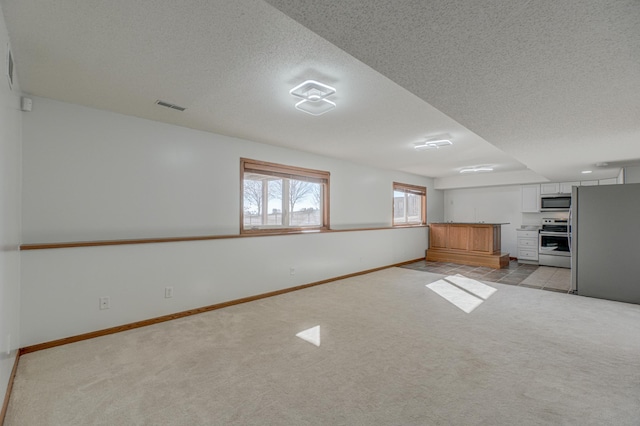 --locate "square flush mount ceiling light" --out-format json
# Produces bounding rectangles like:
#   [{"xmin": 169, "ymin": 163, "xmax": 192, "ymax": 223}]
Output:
[
  {"xmin": 414, "ymin": 139, "xmax": 453, "ymax": 150},
  {"xmin": 290, "ymin": 80, "xmax": 336, "ymax": 116},
  {"xmin": 294, "ymin": 98, "xmax": 336, "ymax": 116},
  {"xmin": 460, "ymin": 166, "xmax": 494, "ymax": 173}
]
